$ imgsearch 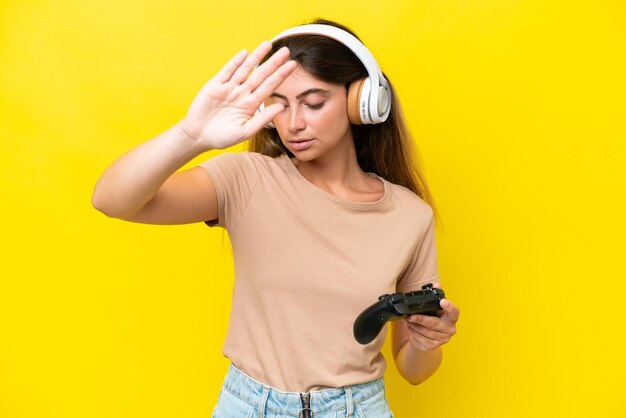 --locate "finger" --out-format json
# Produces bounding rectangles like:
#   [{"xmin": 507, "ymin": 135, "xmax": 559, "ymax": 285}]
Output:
[
  {"xmin": 241, "ymin": 102, "xmax": 285, "ymax": 138},
  {"xmin": 245, "ymin": 46, "xmax": 292, "ymax": 93},
  {"xmin": 408, "ymin": 318, "xmax": 456, "ymax": 341},
  {"xmin": 408, "ymin": 313, "xmax": 456, "ymax": 334},
  {"xmin": 250, "ymin": 59, "xmax": 298, "ymax": 103},
  {"xmin": 213, "ymin": 48, "xmax": 248, "ymax": 84},
  {"xmin": 407, "ymin": 323, "xmax": 451, "ymax": 343},
  {"xmin": 229, "ymin": 40, "xmax": 273, "ymax": 85},
  {"xmin": 440, "ymin": 299, "xmax": 461, "ymax": 322},
  {"xmin": 407, "ymin": 314, "xmax": 440, "ymax": 330}
]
